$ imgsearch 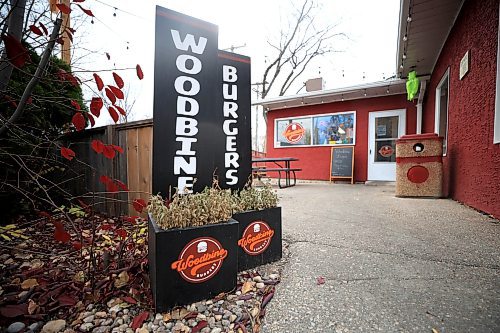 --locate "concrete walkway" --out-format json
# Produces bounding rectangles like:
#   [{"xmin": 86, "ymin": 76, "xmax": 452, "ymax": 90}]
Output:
[{"xmin": 262, "ymin": 182, "xmax": 500, "ymax": 333}]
